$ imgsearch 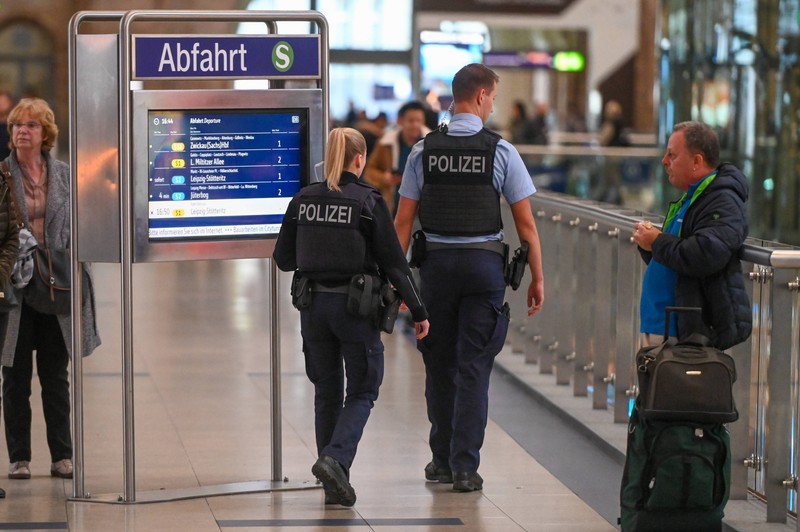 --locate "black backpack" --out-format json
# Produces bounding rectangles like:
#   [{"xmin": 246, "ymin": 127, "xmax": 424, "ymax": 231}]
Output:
[{"xmin": 619, "ymin": 408, "xmax": 730, "ymax": 532}]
